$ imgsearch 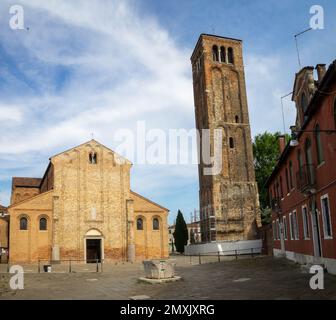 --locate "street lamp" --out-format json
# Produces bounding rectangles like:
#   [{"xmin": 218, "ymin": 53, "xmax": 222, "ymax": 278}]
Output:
[{"xmin": 289, "ymin": 125, "xmax": 336, "ymax": 147}]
